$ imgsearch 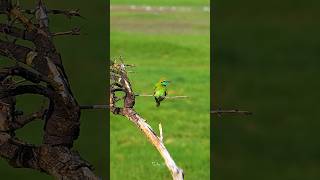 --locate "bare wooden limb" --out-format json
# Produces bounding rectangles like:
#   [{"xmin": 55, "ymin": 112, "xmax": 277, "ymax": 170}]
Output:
[
  {"xmin": 110, "ymin": 61, "xmax": 184, "ymax": 180},
  {"xmin": 52, "ymin": 27, "xmax": 81, "ymax": 36},
  {"xmin": 158, "ymin": 123, "xmax": 163, "ymax": 142},
  {"xmin": 80, "ymin": 96, "xmax": 189, "ymax": 111},
  {"xmin": 135, "ymin": 94, "xmax": 189, "ymax": 99},
  {"xmin": 124, "ymin": 108, "xmax": 184, "ymax": 180},
  {"xmin": 22, "ymin": 8, "xmax": 82, "ymax": 19},
  {"xmin": 10, "ymin": 109, "xmax": 46, "ymax": 130},
  {"xmin": 211, "ymin": 109, "xmax": 252, "ymax": 116},
  {"xmin": 80, "ymin": 104, "xmax": 109, "ymax": 110}
]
